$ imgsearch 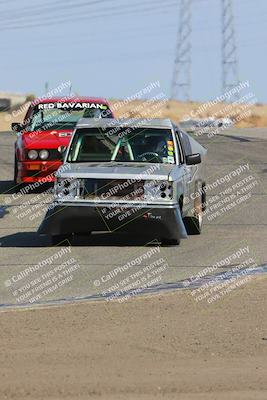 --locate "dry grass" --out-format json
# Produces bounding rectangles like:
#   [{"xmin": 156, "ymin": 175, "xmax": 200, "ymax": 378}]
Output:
[
  {"xmin": 1, "ymin": 99, "xmax": 267, "ymax": 131},
  {"xmin": 109, "ymin": 99, "xmax": 267, "ymax": 128}
]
